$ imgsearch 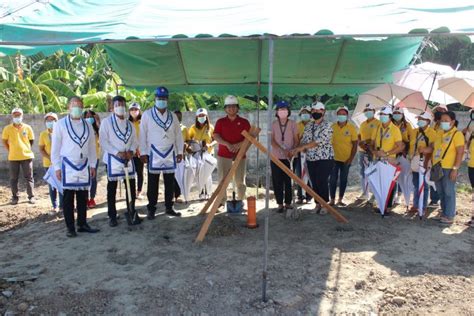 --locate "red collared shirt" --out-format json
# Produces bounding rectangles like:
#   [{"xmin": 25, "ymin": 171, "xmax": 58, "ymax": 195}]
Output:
[{"xmin": 213, "ymin": 115, "xmax": 251, "ymax": 158}]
